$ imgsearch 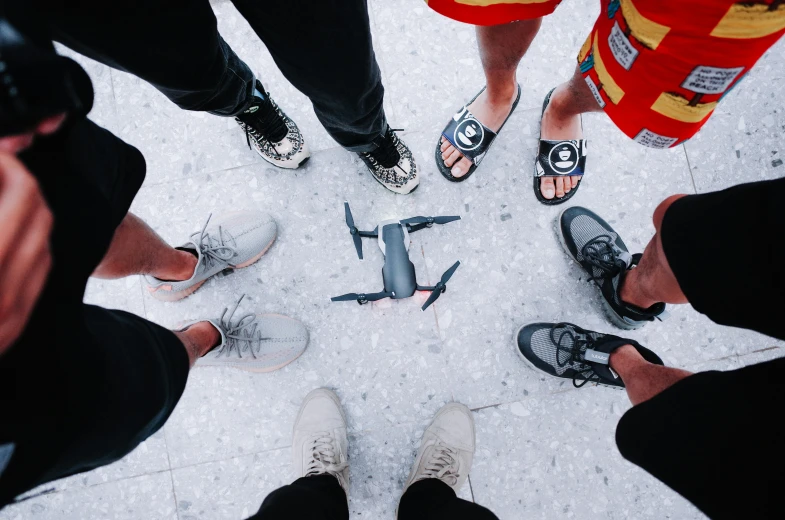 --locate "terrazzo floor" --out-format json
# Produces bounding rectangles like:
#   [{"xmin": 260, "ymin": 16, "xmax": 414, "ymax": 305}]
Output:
[{"xmin": 3, "ymin": 0, "xmax": 784, "ymax": 519}]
